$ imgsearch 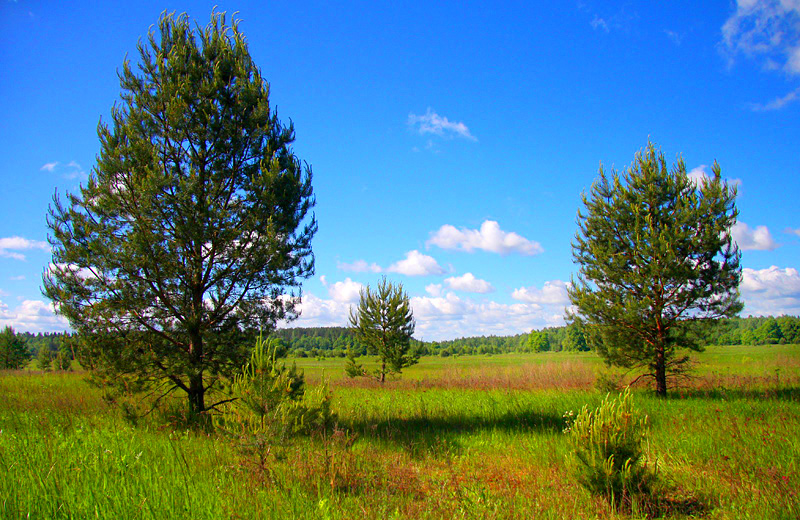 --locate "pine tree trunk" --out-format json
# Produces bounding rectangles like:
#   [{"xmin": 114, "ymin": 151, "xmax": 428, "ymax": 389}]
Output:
[
  {"xmin": 380, "ymin": 361, "xmax": 386, "ymax": 383},
  {"xmin": 188, "ymin": 372, "xmax": 205, "ymax": 414},
  {"xmin": 188, "ymin": 328, "xmax": 205, "ymax": 414},
  {"xmin": 655, "ymin": 343, "xmax": 667, "ymax": 397}
]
